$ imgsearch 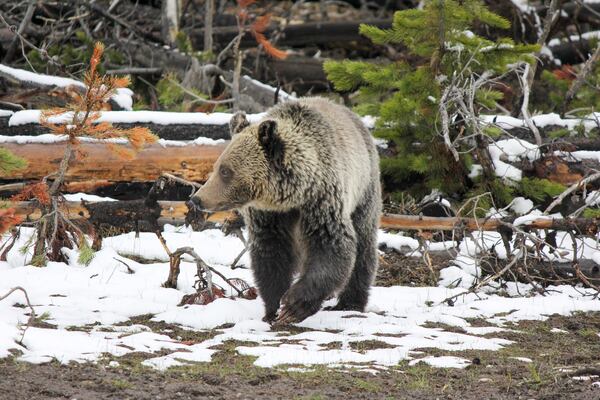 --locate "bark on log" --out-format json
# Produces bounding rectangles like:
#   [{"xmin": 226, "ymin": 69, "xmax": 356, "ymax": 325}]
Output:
[
  {"xmin": 12, "ymin": 200, "xmax": 600, "ymax": 236},
  {"xmin": 13, "ymin": 200, "xmax": 230, "ymax": 227},
  {"xmin": 381, "ymin": 214, "xmax": 600, "ymax": 235},
  {"xmin": 0, "ymin": 141, "xmax": 226, "ymax": 183}
]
